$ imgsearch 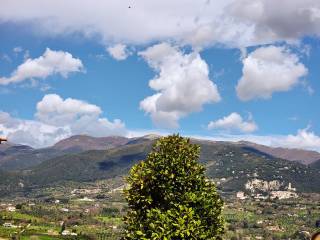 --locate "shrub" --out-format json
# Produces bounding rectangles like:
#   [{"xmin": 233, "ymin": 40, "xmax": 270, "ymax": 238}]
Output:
[
  {"xmin": 122, "ymin": 134, "xmax": 224, "ymax": 239},
  {"xmin": 102, "ymin": 207, "xmax": 120, "ymax": 217}
]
